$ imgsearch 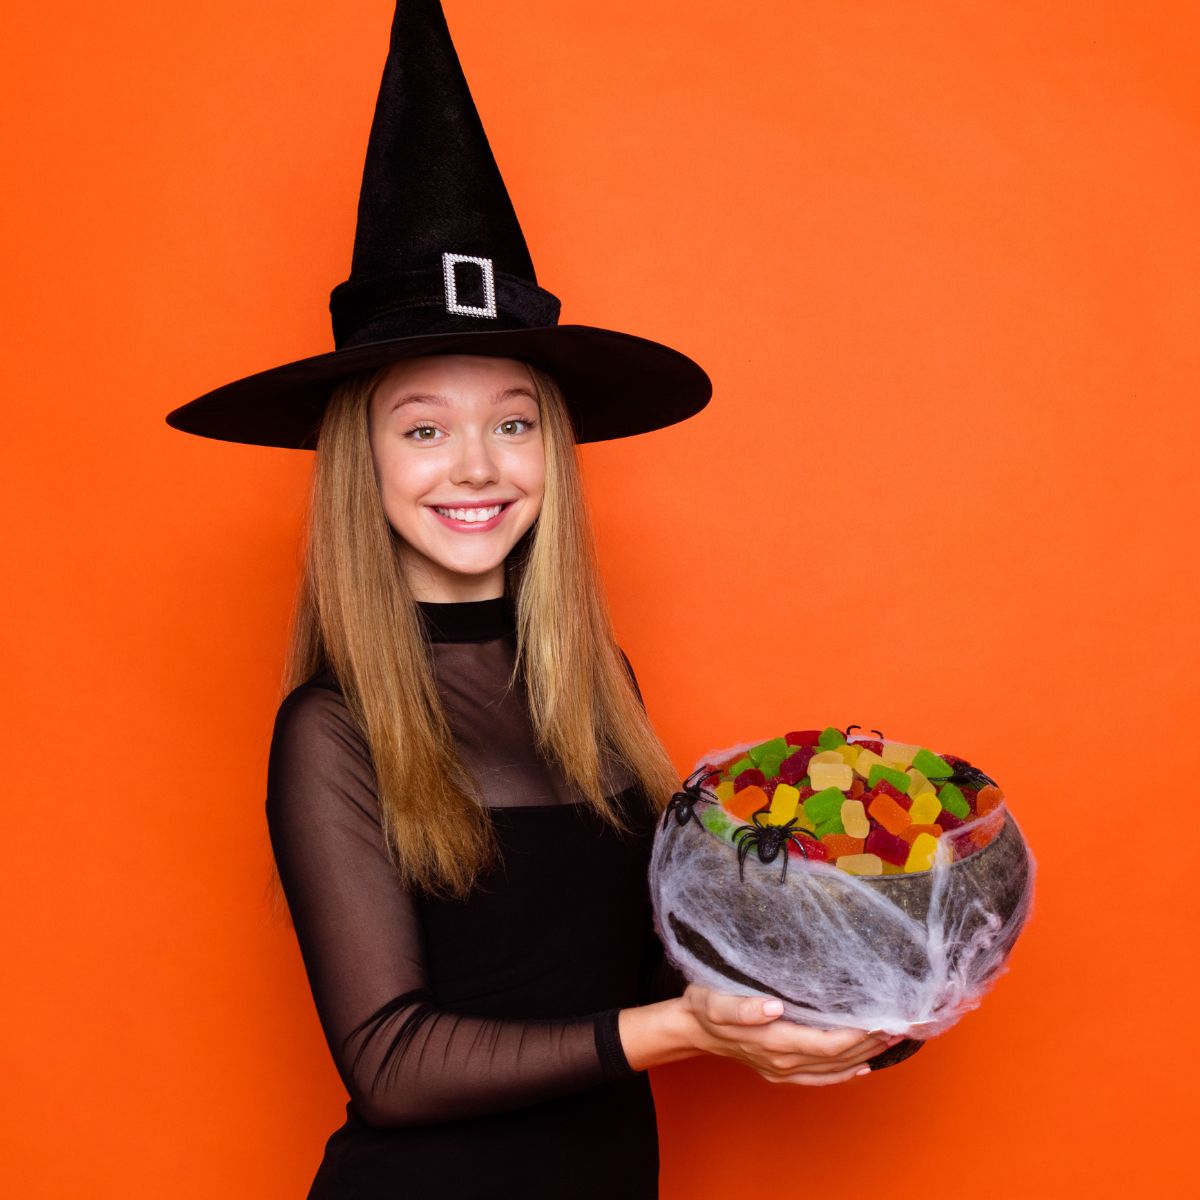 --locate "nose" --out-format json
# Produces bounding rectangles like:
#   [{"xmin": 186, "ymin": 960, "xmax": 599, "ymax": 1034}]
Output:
[{"xmin": 449, "ymin": 427, "xmax": 500, "ymax": 487}]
